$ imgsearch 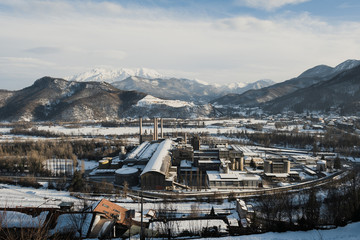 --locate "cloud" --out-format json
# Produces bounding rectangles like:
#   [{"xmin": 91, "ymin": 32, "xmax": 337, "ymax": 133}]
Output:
[
  {"xmin": 234, "ymin": 0, "xmax": 310, "ymax": 11},
  {"xmin": 0, "ymin": 57, "xmax": 54, "ymax": 67},
  {"xmin": 0, "ymin": 0, "xmax": 359, "ymax": 90},
  {"xmin": 25, "ymin": 47, "xmax": 62, "ymax": 55}
]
